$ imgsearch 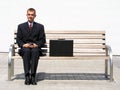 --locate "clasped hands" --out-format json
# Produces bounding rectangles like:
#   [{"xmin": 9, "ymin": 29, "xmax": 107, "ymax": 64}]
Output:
[{"xmin": 23, "ymin": 43, "xmax": 38, "ymax": 48}]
